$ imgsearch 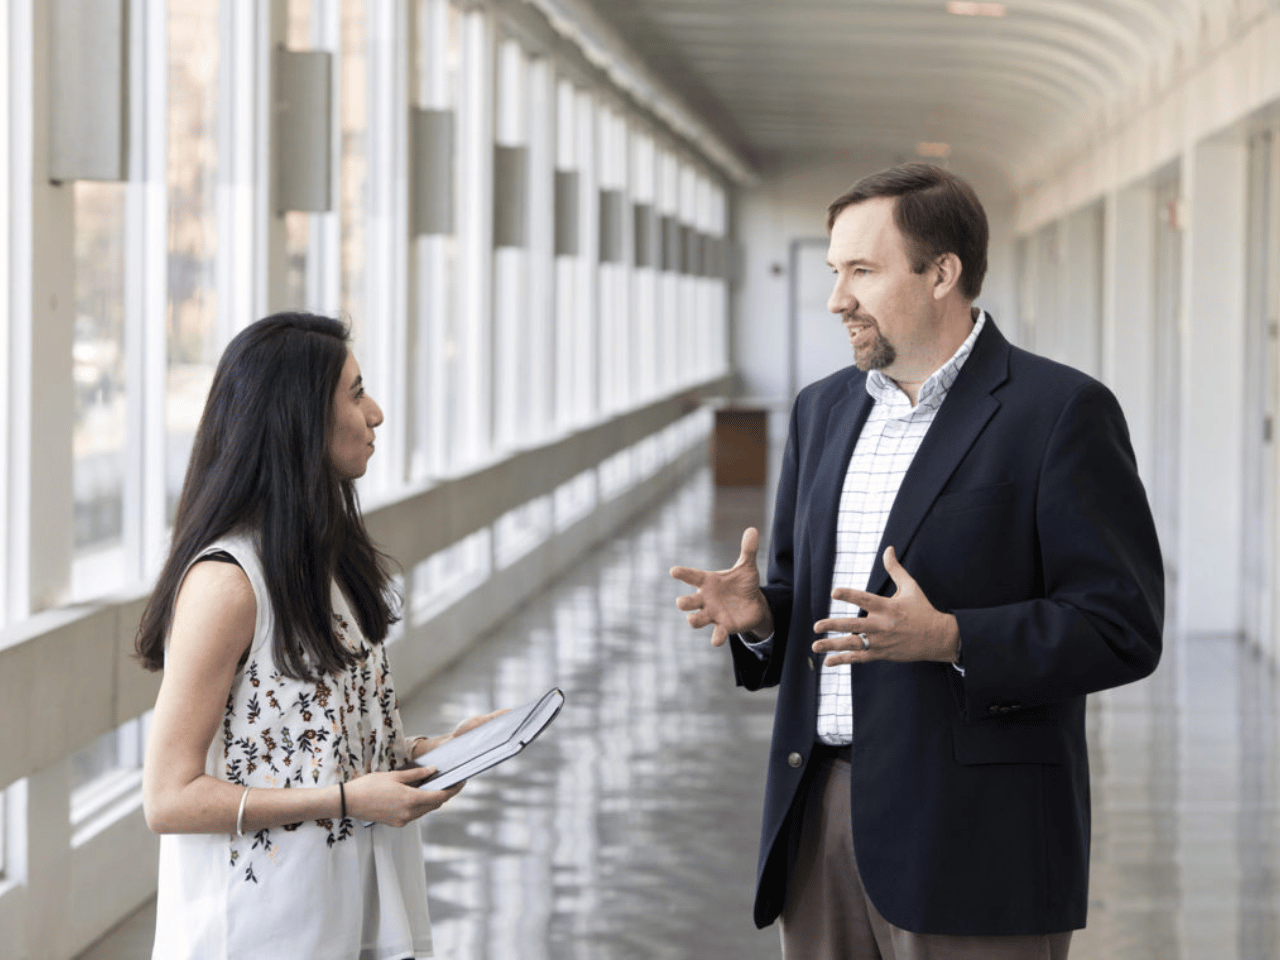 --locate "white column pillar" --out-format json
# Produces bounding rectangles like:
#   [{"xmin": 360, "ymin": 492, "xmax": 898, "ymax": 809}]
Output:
[
  {"xmin": 1102, "ymin": 185, "xmax": 1157, "ymax": 488},
  {"xmin": 1032, "ymin": 223, "xmax": 1060, "ymax": 364},
  {"xmin": 1178, "ymin": 140, "xmax": 1248, "ymax": 636},
  {"xmin": 11, "ymin": 0, "xmax": 74, "ymax": 616},
  {"xmin": 1061, "ymin": 203, "xmax": 1103, "ymax": 379}
]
